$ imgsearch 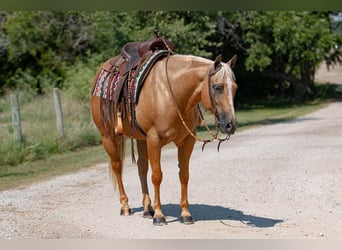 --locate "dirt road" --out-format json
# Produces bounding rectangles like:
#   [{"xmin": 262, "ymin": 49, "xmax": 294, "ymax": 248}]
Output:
[
  {"xmin": 1, "ymin": 64, "xmax": 342, "ymax": 239},
  {"xmin": 0, "ymin": 100, "xmax": 341, "ymax": 239}
]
